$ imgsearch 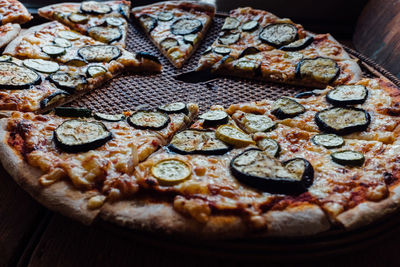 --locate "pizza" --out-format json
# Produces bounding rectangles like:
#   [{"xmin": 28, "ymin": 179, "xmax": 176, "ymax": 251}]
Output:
[
  {"xmin": 0, "ymin": 0, "xmax": 32, "ymax": 25},
  {"xmin": 38, "ymin": 1, "xmax": 131, "ymax": 47},
  {"xmin": 132, "ymin": 1, "xmax": 215, "ymax": 68},
  {"xmin": 197, "ymin": 7, "xmax": 362, "ymax": 87},
  {"xmin": 0, "ymin": 23, "xmax": 20, "ymax": 48},
  {"xmin": 0, "ymin": 21, "xmax": 161, "ymax": 113}
]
